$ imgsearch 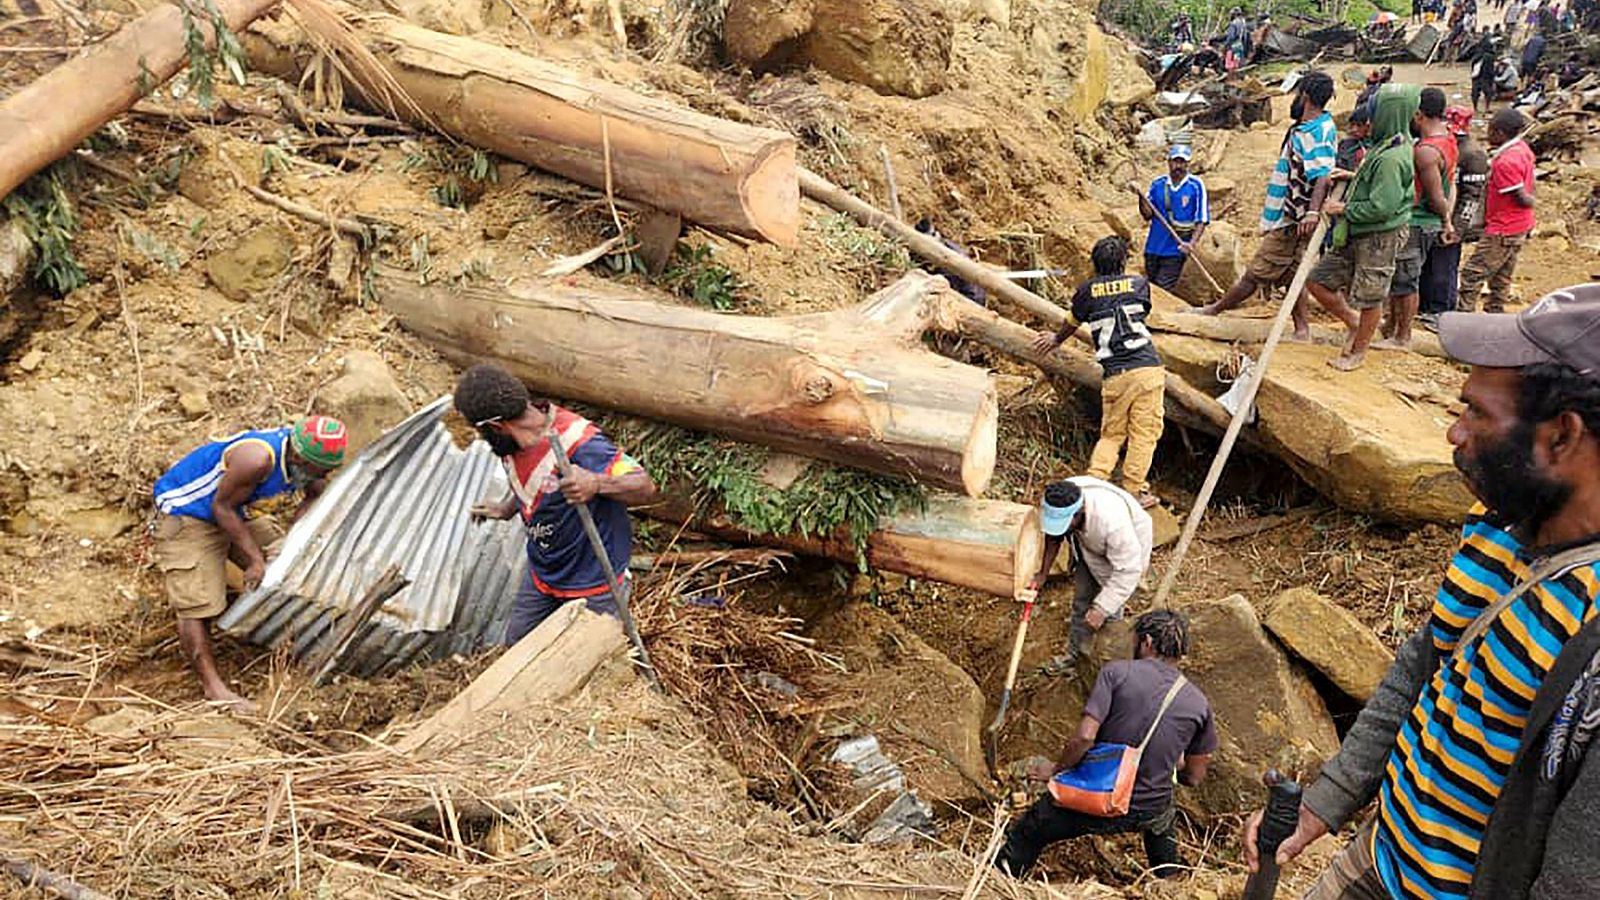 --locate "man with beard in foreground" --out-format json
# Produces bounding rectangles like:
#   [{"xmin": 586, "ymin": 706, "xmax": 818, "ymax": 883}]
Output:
[{"xmin": 1243, "ymin": 284, "xmax": 1600, "ymax": 899}]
